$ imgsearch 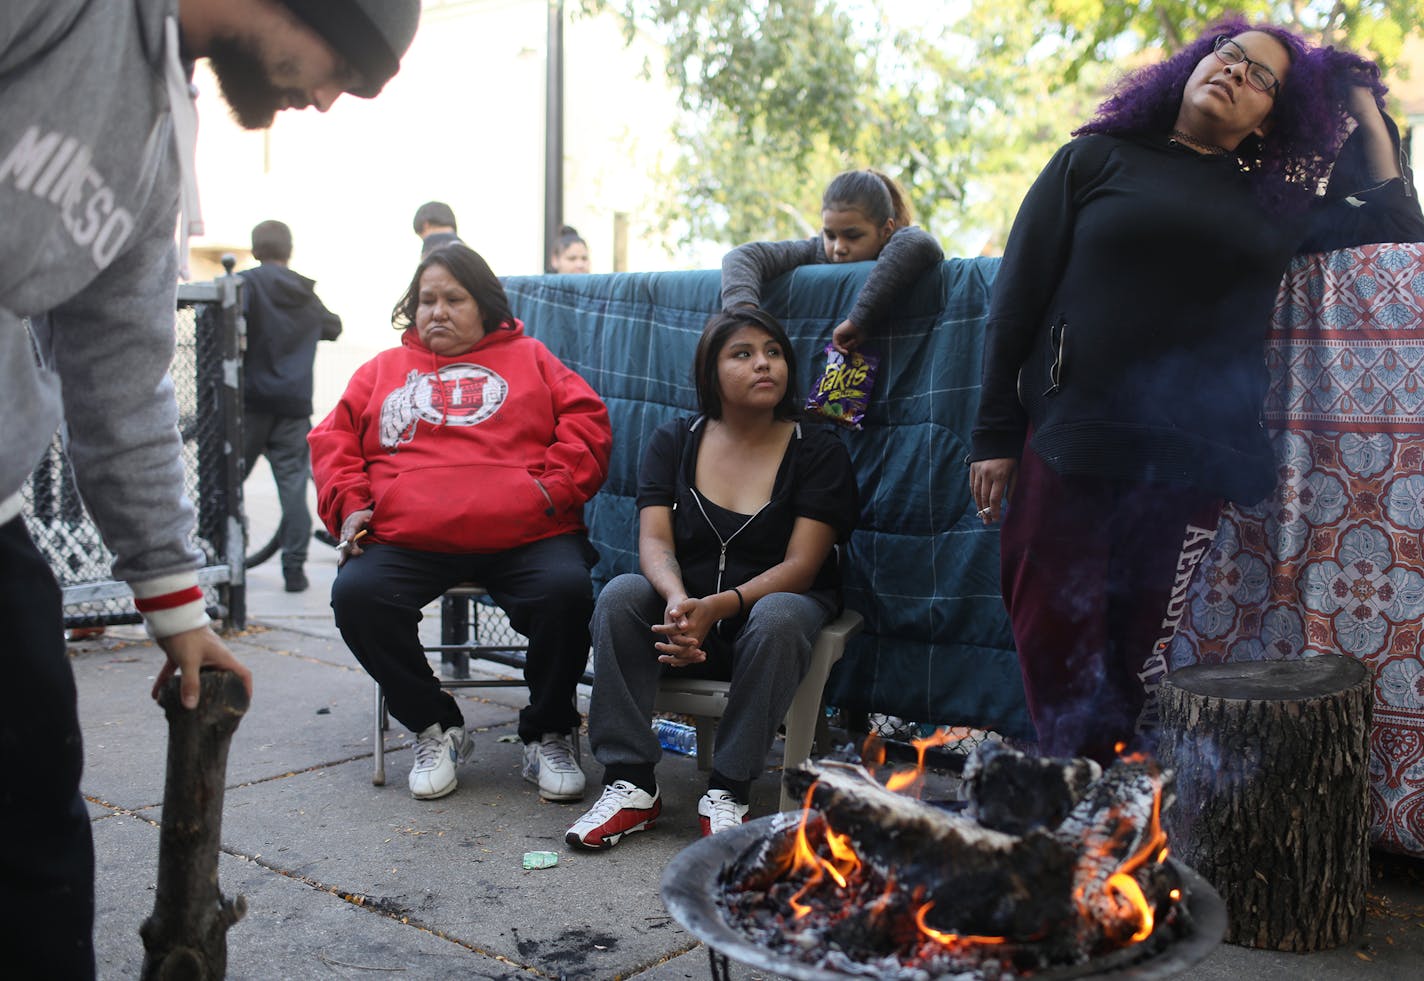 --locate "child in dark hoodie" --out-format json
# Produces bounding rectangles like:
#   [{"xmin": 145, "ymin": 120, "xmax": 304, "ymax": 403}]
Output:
[
  {"xmin": 240, "ymin": 219, "xmax": 343, "ymax": 592},
  {"xmin": 719, "ymin": 169, "xmax": 943, "ymax": 354}
]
